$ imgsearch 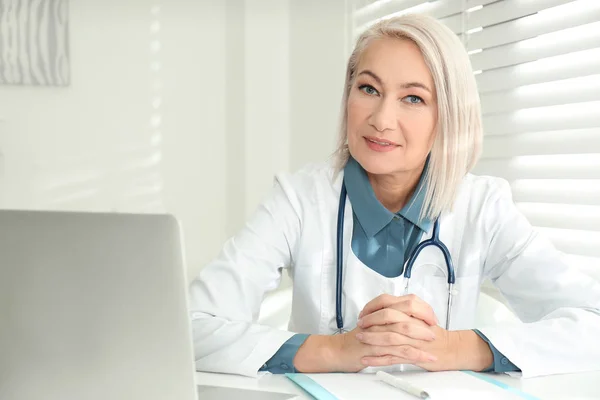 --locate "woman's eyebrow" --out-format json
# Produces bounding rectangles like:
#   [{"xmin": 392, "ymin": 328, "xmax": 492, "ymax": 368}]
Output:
[
  {"xmin": 400, "ymin": 81, "xmax": 432, "ymax": 93},
  {"xmin": 357, "ymin": 69, "xmax": 432, "ymax": 93},
  {"xmin": 357, "ymin": 70, "xmax": 383, "ymax": 86}
]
